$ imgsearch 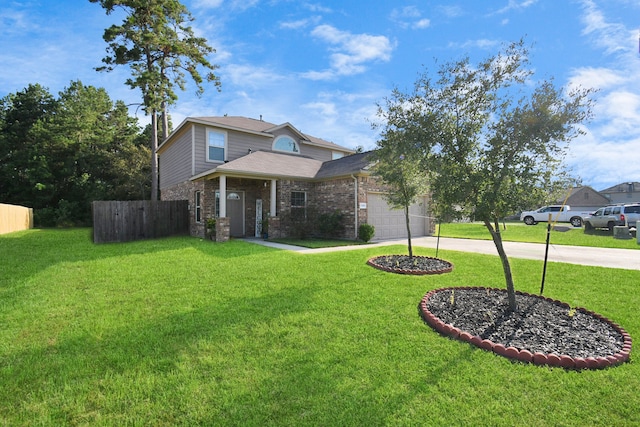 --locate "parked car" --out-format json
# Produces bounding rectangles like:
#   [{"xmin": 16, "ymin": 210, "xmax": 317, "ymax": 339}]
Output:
[
  {"xmin": 519, "ymin": 205, "xmax": 586, "ymax": 227},
  {"xmin": 583, "ymin": 203, "xmax": 640, "ymax": 232}
]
